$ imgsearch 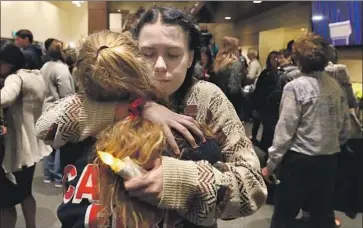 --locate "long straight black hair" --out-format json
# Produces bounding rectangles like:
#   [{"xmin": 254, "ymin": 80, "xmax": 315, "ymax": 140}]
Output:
[{"xmin": 133, "ymin": 7, "xmax": 201, "ymax": 113}]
